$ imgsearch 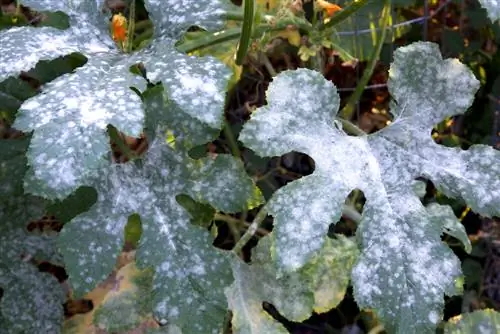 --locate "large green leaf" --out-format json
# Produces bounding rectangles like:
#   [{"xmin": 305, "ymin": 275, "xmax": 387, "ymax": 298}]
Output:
[
  {"xmin": 239, "ymin": 42, "xmax": 499, "ymax": 333},
  {"xmin": 59, "ymin": 137, "xmax": 263, "ymax": 333},
  {"xmin": 0, "ymin": 138, "xmax": 65, "ymax": 333},
  {"xmin": 1, "ymin": 0, "xmax": 233, "ymax": 199},
  {"xmin": 227, "ymin": 234, "xmax": 358, "ymax": 333}
]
